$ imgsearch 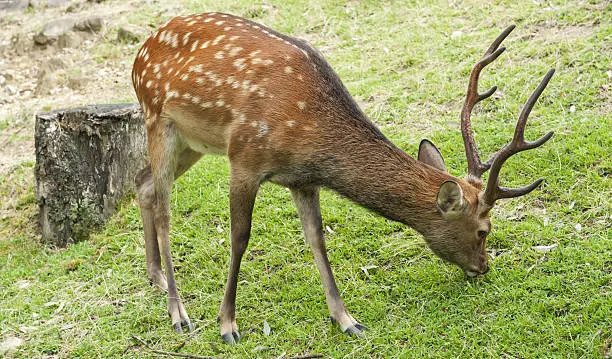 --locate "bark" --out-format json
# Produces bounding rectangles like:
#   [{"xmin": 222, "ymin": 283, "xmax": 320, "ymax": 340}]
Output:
[{"xmin": 35, "ymin": 103, "xmax": 147, "ymax": 247}]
